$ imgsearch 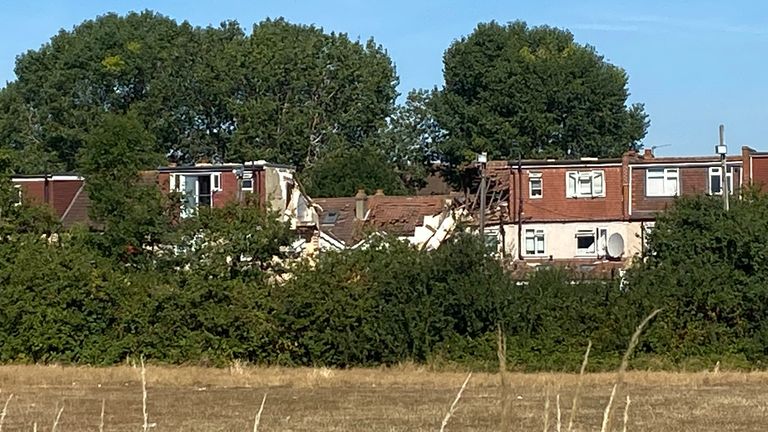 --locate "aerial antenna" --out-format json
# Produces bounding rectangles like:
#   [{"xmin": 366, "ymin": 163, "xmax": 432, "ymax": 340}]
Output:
[{"xmin": 650, "ymin": 144, "xmax": 672, "ymax": 152}]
